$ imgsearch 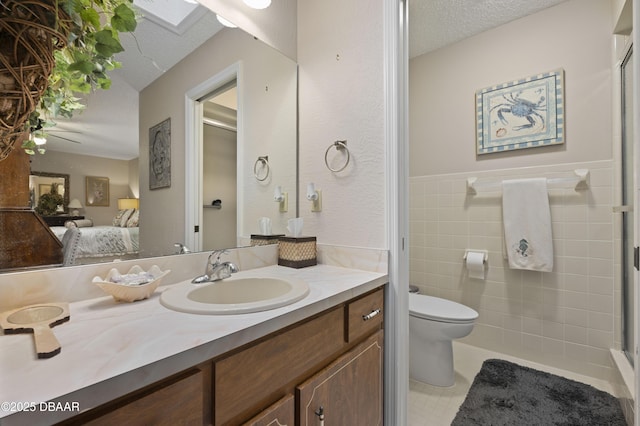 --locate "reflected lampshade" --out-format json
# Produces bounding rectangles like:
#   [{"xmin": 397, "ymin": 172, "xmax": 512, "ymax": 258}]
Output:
[
  {"xmin": 68, "ymin": 199, "xmax": 83, "ymax": 216},
  {"xmin": 117, "ymin": 198, "xmax": 139, "ymax": 210}
]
